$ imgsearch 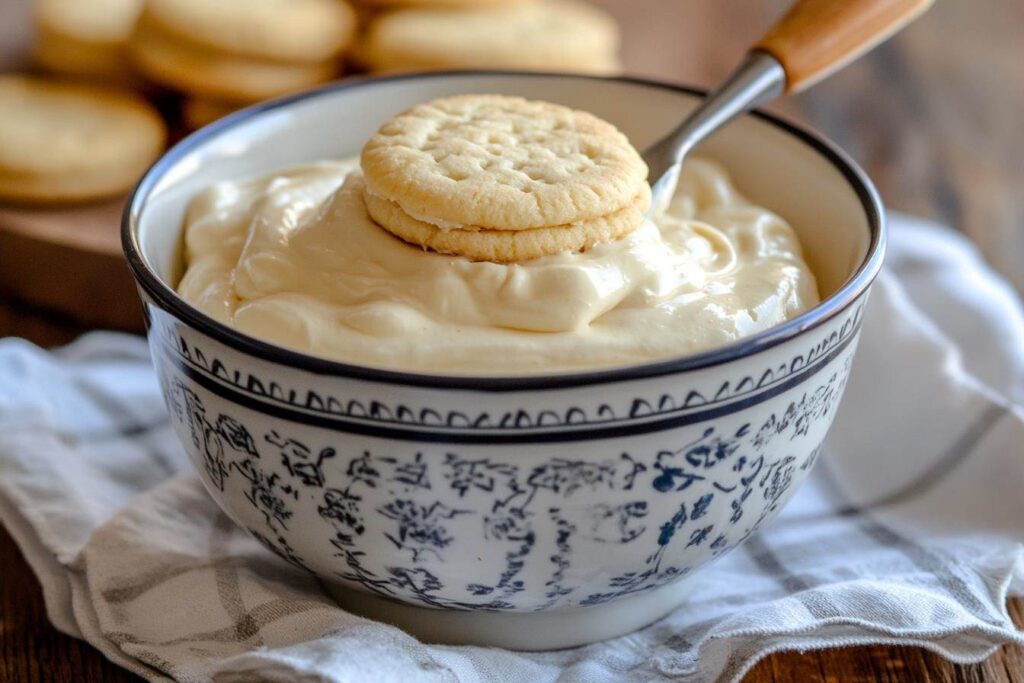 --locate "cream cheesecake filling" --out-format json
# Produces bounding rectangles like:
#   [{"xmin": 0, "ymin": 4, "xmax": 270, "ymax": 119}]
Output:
[{"xmin": 177, "ymin": 157, "xmax": 819, "ymax": 374}]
